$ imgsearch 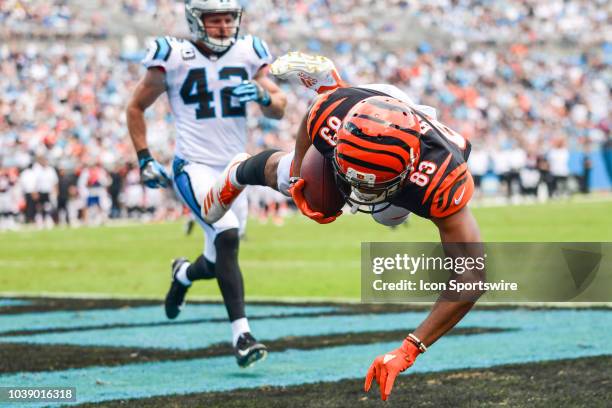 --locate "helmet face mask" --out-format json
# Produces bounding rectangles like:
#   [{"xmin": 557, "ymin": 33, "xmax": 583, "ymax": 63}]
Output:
[
  {"xmin": 332, "ymin": 155, "xmax": 410, "ymax": 214},
  {"xmin": 185, "ymin": 0, "xmax": 242, "ymax": 53},
  {"xmin": 331, "ymin": 95, "xmax": 421, "ymax": 214}
]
